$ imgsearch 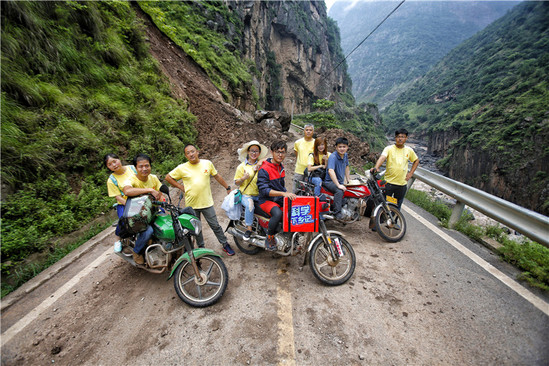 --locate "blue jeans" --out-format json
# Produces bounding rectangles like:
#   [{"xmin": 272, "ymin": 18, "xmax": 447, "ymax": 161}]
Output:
[
  {"xmin": 311, "ymin": 177, "xmax": 323, "ymax": 196},
  {"xmin": 134, "ymin": 225, "xmax": 154, "ymax": 254},
  {"xmin": 241, "ymin": 195, "xmax": 258, "ymax": 227},
  {"xmin": 323, "ymin": 181, "xmax": 344, "ymax": 215}
]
